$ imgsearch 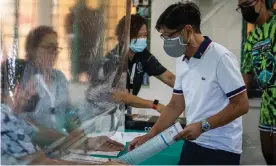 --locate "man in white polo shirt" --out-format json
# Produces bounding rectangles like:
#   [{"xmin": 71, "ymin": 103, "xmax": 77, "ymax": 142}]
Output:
[{"xmin": 129, "ymin": 2, "xmax": 249, "ymax": 165}]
